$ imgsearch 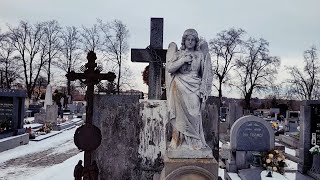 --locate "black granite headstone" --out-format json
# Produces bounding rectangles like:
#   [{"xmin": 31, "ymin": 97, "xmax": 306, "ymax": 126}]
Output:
[{"xmin": 0, "ymin": 89, "xmax": 26, "ymax": 137}]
